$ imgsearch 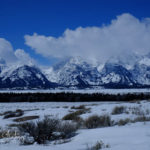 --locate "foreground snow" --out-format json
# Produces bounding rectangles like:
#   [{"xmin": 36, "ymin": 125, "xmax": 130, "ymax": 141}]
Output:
[
  {"xmin": 0, "ymin": 122, "xmax": 150, "ymax": 150},
  {"xmin": 0, "ymin": 100, "xmax": 150, "ymax": 150}
]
